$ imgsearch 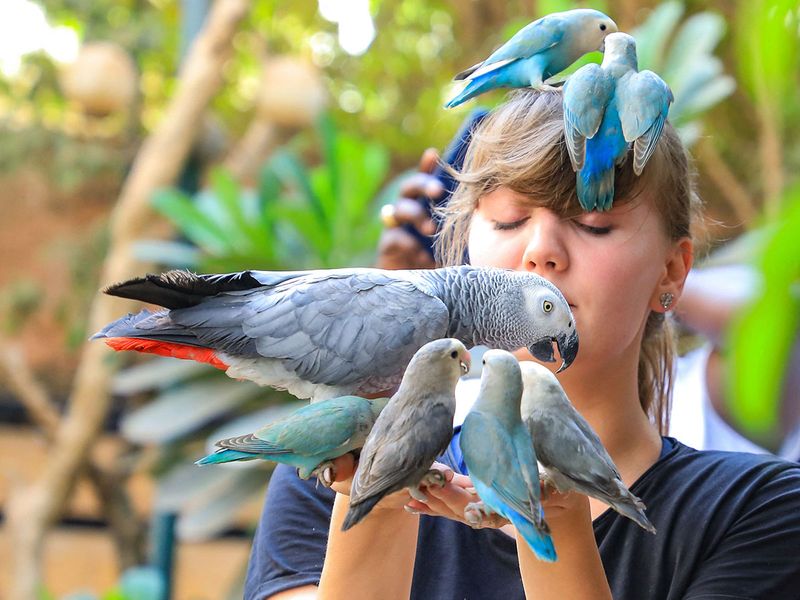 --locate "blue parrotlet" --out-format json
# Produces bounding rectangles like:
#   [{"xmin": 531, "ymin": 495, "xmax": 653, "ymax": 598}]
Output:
[
  {"xmin": 563, "ymin": 32, "xmax": 674, "ymax": 211},
  {"xmin": 446, "ymin": 9, "xmax": 617, "ymax": 108},
  {"xmin": 459, "ymin": 350, "xmax": 557, "ymax": 562},
  {"xmin": 195, "ymin": 394, "xmax": 389, "ymax": 487}
]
